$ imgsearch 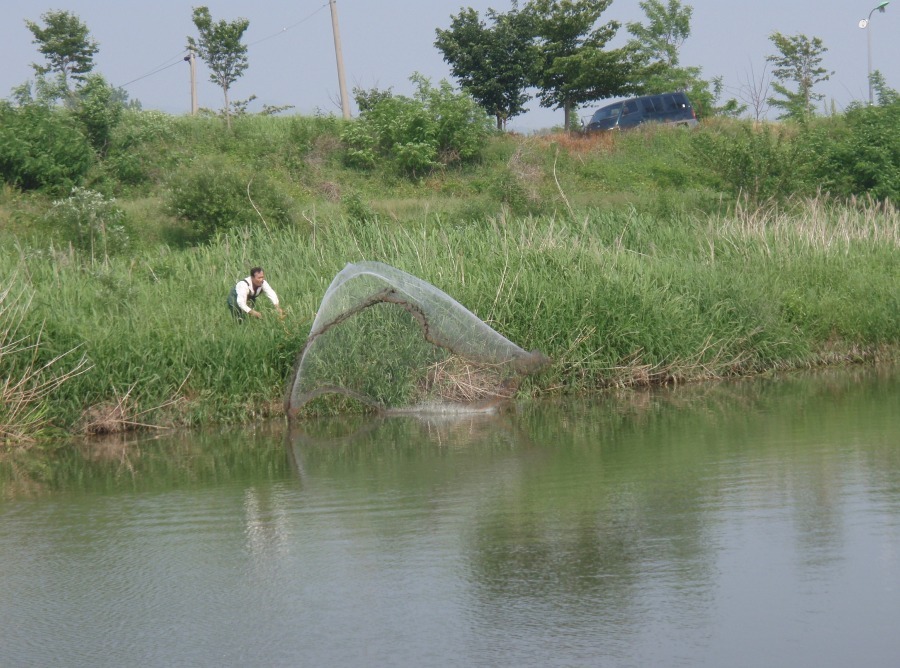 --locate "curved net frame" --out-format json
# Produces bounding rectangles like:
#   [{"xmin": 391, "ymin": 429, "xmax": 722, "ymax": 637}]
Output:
[{"xmin": 284, "ymin": 262, "xmax": 550, "ymax": 417}]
